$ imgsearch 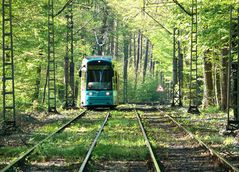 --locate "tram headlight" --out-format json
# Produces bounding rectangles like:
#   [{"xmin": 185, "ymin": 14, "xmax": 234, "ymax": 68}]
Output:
[
  {"xmin": 89, "ymin": 92, "xmax": 93, "ymax": 96},
  {"xmin": 106, "ymin": 92, "xmax": 110, "ymax": 96}
]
